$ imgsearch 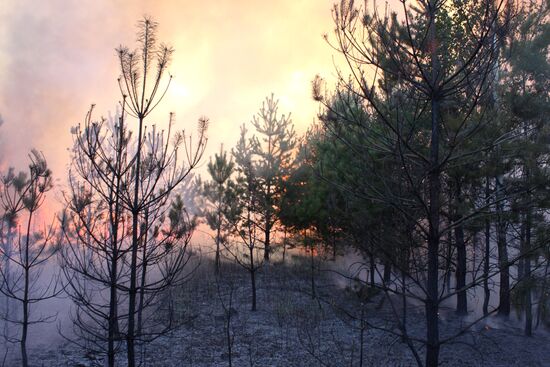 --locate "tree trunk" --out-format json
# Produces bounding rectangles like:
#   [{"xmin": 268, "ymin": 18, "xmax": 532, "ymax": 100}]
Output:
[
  {"xmin": 250, "ymin": 247, "xmax": 257, "ymax": 312},
  {"xmin": 383, "ymin": 259, "xmax": 391, "ymax": 284},
  {"xmin": 369, "ymin": 252, "xmax": 376, "ymax": 288},
  {"xmin": 108, "ymin": 121, "xmax": 125, "ymax": 367},
  {"xmin": 536, "ymin": 261, "xmax": 549, "ymax": 329},
  {"xmin": 359, "ymin": 307, "xmax": 365, "ymax": 367},
  {"xmin": 215, "ymin": 195, "xmax": 222, "ymax": 274},
  {"xmin": 426, "ymin": 100, "xmax": 441, "ymax": 367},
  {"xmin": 332, "ymin": 228, "xmax": 337, "ymax": 260},
  {"xmin": 402, "ymin": 268, "xmax": 408, "ymax": 340},
  {"xmin": 137, "ymin": 210, "xmax": 150, "ymax": 337},
  {"xmin": 524, "ymin": 210, "xmax": 532, "ymax": 336},
  {"xmin": 307, "ymin": 230, "xmax": 316, "ymax": 299},
  {"xmin": 264, "ymin": 223, "xmax": 271, "ymax": 262},
  {"xmin": 108, "ymin": 231, "xmax": 119, "ymax": 367},
  {"xmin": 472, "ymin": 231, "xmax": 478, "ymax": 274},
  {"xmin": 445, "ymin": 238, "xmax": 452, "ymax": 294},
  {"xmin": 495, "ymin": 175, "xmax": 510, "ymax": 318},
  {"xmin": 455, "ymin": 223, "xmax": 467, "ymax": 315},
  {"xmin": 426, "ymin": 9, "xmax": 442, "ymax": 359},
  {"xmin": 226, "ymin": 309, "xmax": 233, "ymax": 367},
  {"xmin": 108, "ymin": 257, "xmax": 118, "ymax": 367},
  {"xmin": 454, "ymin": 180, "xmax": 467, "ymax": 315},
  {"xmin": 483, "ymin": 178, "xmax": 491, "ymax": 316},
  {"xmin": 282, "ymin": 229, "xmax": 287, "ymax": 264},
  {"xmin": 127, "ymin": 115, "xmax": 145, "ymax": 367},
  {"xmin": 21, "ymin": 210, "xmax": 34, "ymax": 367},
  {"xmin": 3, "ymin": 225, "xmax": 13, "ymax": 340}
]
